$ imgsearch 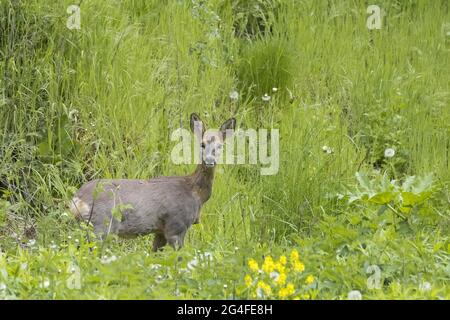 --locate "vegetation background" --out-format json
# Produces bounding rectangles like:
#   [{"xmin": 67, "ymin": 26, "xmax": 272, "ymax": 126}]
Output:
[{"xmin": 0, "ymin": 0, "xmax": 449, "ymax": 299}]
